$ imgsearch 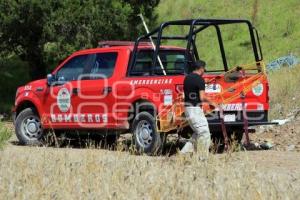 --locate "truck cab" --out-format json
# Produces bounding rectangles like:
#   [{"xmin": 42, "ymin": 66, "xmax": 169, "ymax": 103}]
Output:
[{"xmin": 13, "ymin": 19, "xmax": 273, "ymax": 155}]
